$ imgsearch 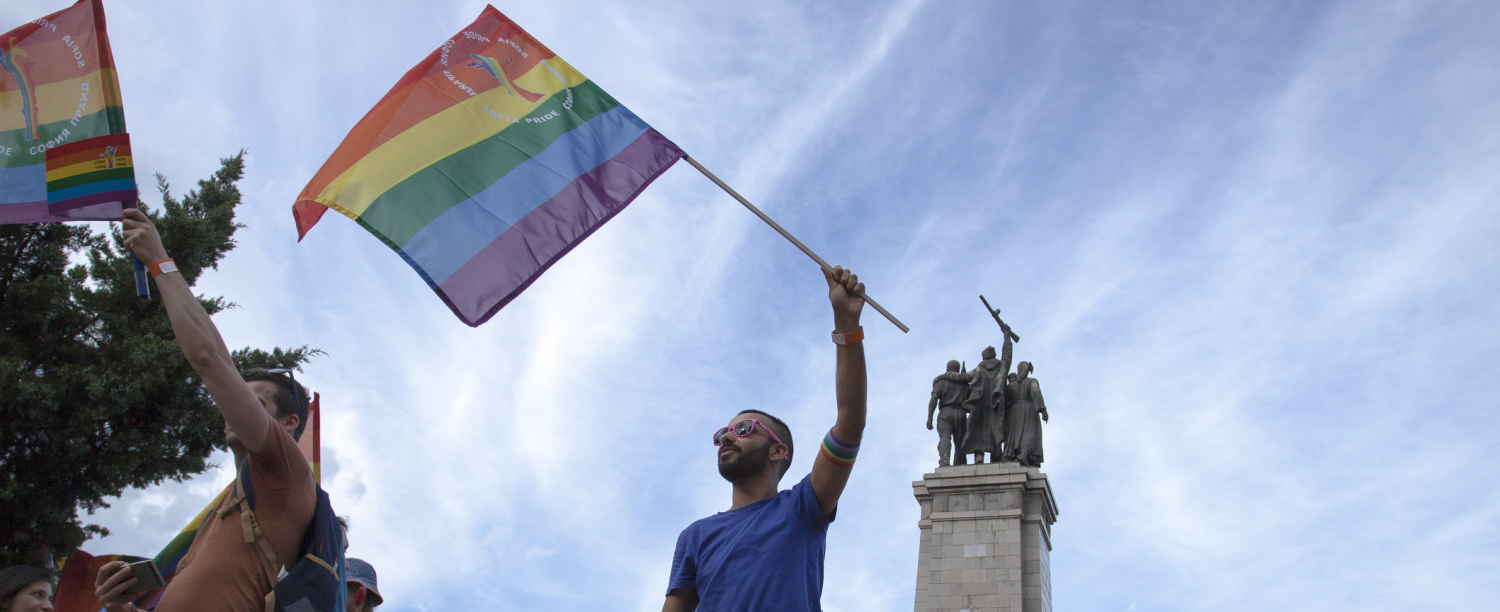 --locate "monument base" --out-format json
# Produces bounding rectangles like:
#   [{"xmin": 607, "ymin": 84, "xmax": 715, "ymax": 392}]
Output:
[{"xmin": 912, "ymin": 462, "xmax": 1057, "ymax": 612}]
